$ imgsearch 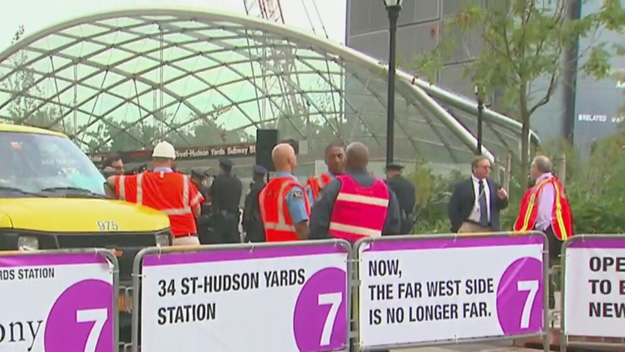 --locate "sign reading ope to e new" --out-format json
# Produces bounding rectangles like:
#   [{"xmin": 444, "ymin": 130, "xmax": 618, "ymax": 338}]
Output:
[{"xmin": 564, "ymin": 236, "xmax": 625, "ymax": 339}]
